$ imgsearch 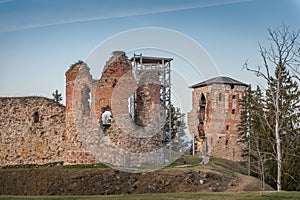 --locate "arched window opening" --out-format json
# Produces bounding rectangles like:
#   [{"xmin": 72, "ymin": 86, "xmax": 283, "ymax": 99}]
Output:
[
  {"xmin": 225, "ymin": 137, "xmax": 229, "ymax": 147},
  {"xmin": 128, "ymin": 93, "xmax": 136, "ymax": 120},
  {"xmin": 232, "ymin": 109, "xmax": 236, "ymax": 114},
  {"xmin": 218, "ymin": 93, "xmax": 222, "ymax": 101},
  {"xmin": 200, "ymin": 93, "xmax": 206, "ymax": 107},
  {"xmin": 81, "ymin": 85, "xmax": 91, "ymax": 116},
  {"xmin": 112, "ymin": 79, "xmax": 117, "ymax": 88},
  {"xmin": 199, "ymin": 94, "xmax": 206, "ymax": 122},
  {"xmin": 101, "ymin": 105, "xmax": 112, "ymax": 131},
  {"xmin": 198, "ymin": 93, "xmax": 206, "ymax": 139},
  {"xmin": 33, "ymin": 112, "xmax": 39, "ymax": 123}
]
